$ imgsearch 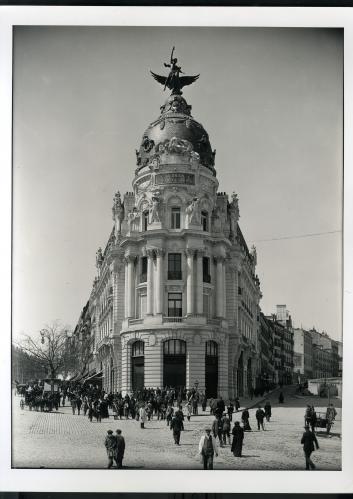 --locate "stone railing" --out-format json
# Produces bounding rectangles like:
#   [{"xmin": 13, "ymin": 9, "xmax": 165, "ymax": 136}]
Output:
[
  {"xmin": 128, "ymin": 318, "xmax": 144, "ymax": 325},
  {"xmin": 163, "ymin": 316, "xmax": 184, "ymax": 323}
]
